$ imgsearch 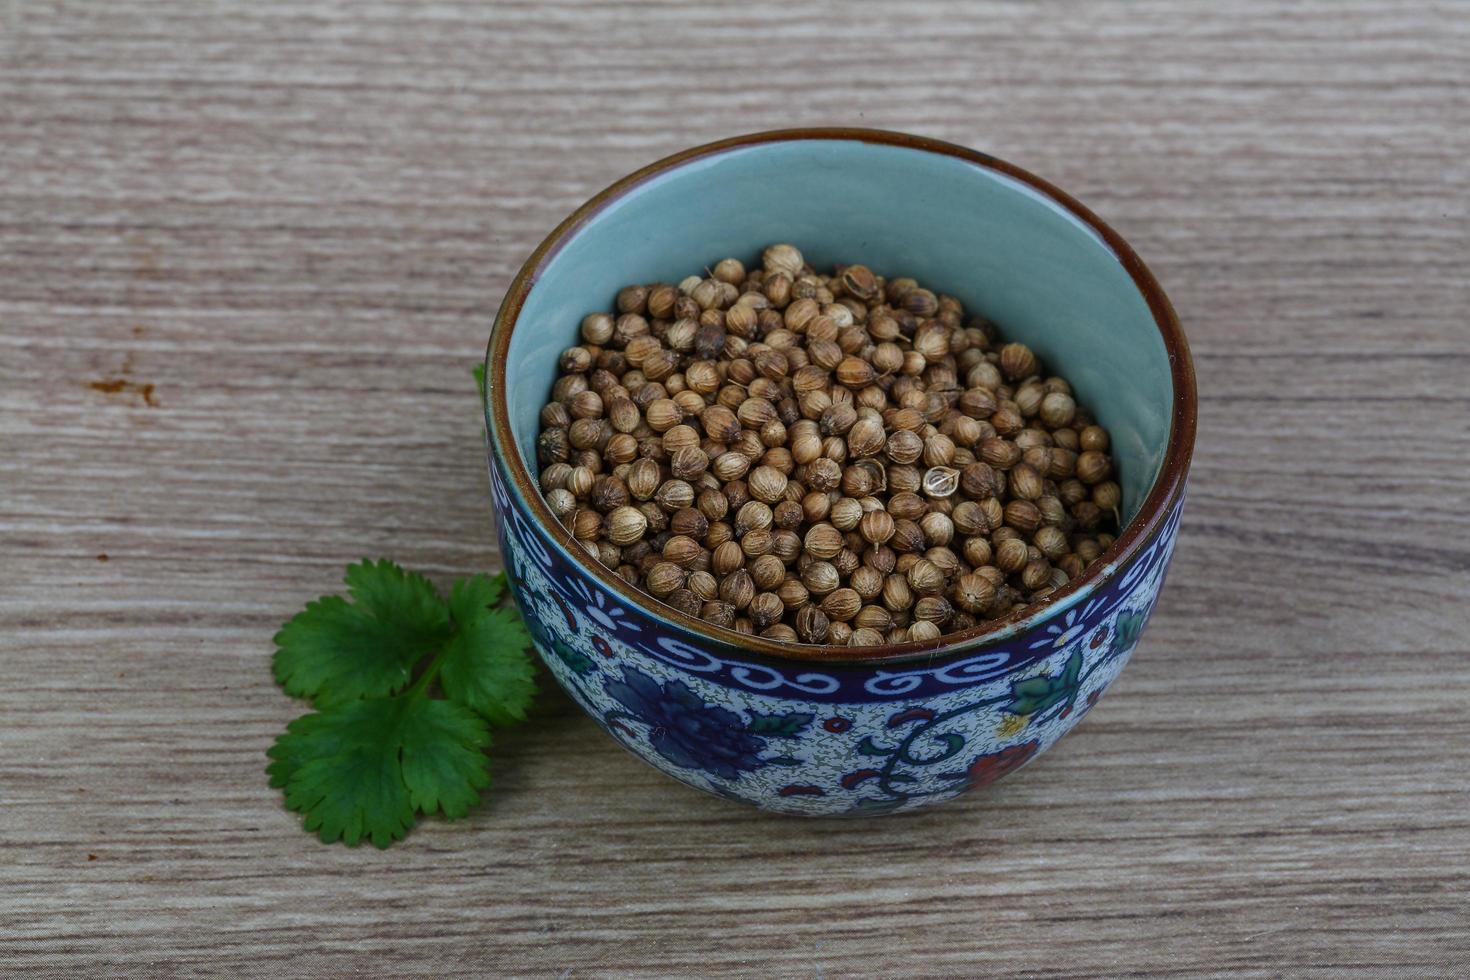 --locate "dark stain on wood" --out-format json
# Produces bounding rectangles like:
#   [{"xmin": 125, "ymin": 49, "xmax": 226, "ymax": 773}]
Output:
[{"xmin": 88, "ymin": 378, "xmax": 157, "ymax": 406}]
